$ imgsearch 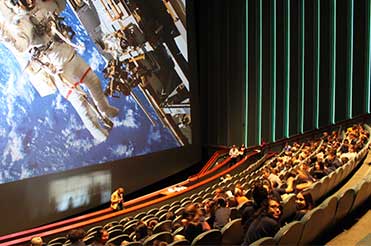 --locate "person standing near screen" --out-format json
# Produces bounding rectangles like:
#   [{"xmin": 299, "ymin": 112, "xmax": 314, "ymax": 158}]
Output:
[
  {"xmin": 229, "ymin": 144, "xmax": 240, "ymax": 165},
  {"xmin": 30, "ymin": 236, "xmax": 43, "ymax": 246},
  {"xmin": 0, "ymin": 0, "xmax": 119, "ymax": 143},
  {"xmin": 110, "ymin": 187, "xmax": 124, "ymax": 211}
]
